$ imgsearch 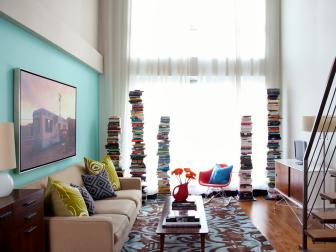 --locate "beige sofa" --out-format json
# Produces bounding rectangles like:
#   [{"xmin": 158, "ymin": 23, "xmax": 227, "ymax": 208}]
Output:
[{"xmin": 25, "ymin": 163, "xmax": 142, "ymax": 252}]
